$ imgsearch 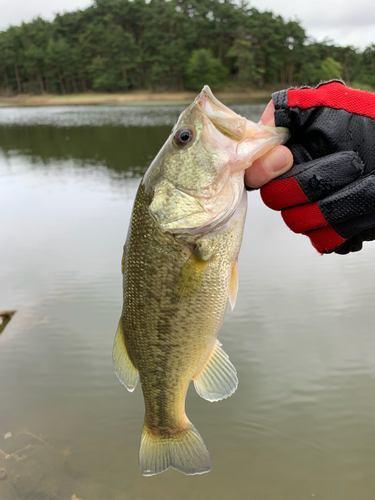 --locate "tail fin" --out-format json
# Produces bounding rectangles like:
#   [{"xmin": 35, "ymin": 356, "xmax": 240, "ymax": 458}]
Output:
[{"xmin": 139, "ymin": 421, "xmax": 212, "ymax": 476}]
